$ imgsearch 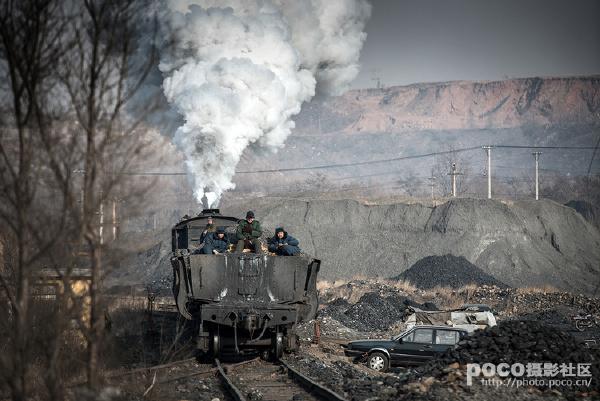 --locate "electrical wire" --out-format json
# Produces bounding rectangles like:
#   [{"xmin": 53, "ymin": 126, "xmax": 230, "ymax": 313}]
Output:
[
  {"xmin": 492, "ymin": 145, "xmax": 597, "ymax": 150},
  {"xmin": 235, "ymin": 146, "xmax": 483, "ymax": 173},
  {"xmin": 111, "ymin": 143, "xmax": 600, "ymax": 176}
]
